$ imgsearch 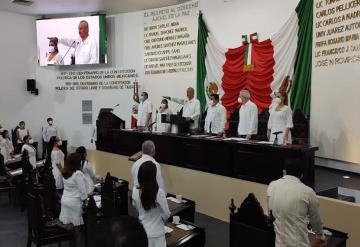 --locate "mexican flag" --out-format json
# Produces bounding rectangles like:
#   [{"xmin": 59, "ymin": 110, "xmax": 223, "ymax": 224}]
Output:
[{"xmin": 196, "ymin": 0, "xmax": 313, "ymax": 116}]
